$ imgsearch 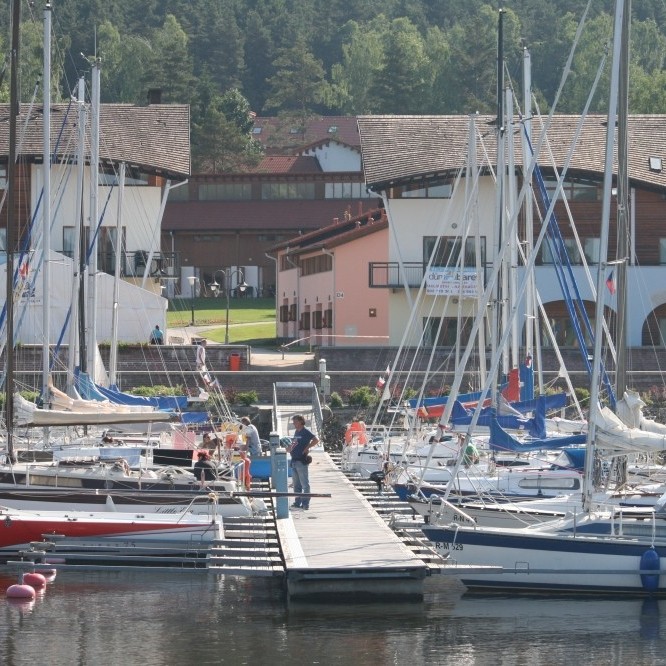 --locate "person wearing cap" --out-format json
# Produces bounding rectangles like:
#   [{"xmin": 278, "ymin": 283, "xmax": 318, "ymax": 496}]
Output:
[{"xmin": 193, "ymin": 450, "xmax": 217, "ymax": 481}]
